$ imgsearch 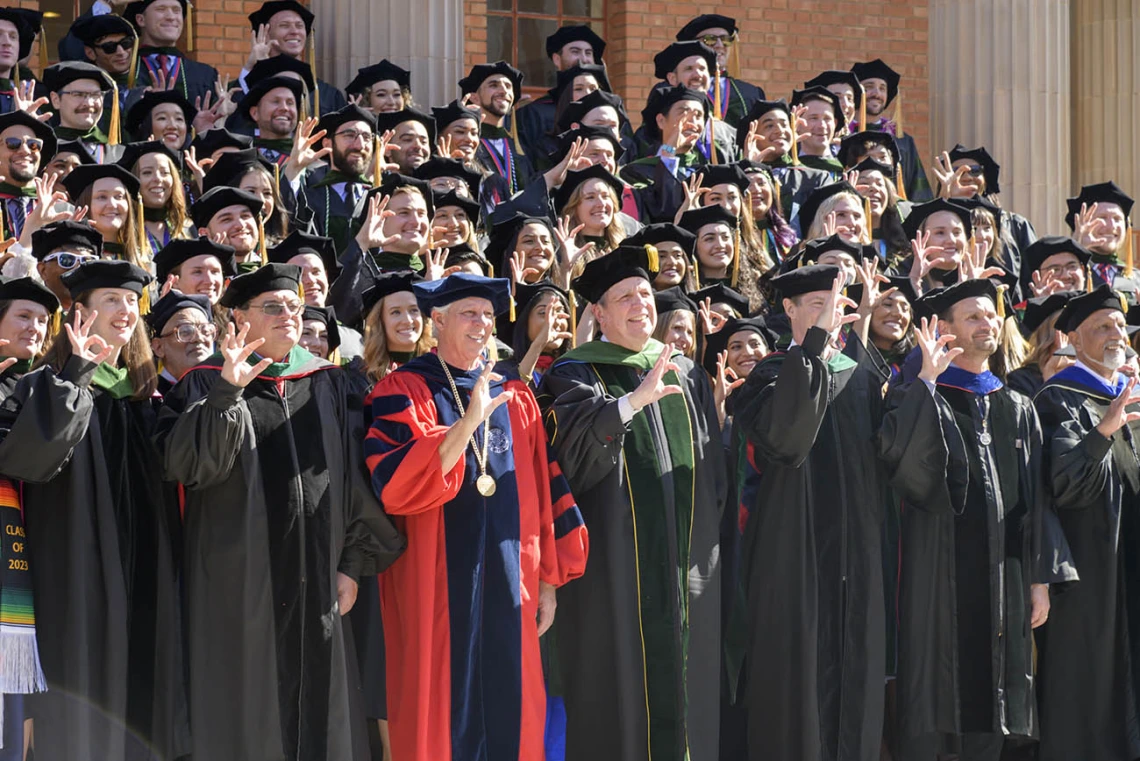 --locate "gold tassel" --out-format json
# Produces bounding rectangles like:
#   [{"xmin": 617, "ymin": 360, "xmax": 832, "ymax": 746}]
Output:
[
  {"xmin": 1120, "ymin": 292, "xmax": 1130, "ymax": 315},
  {"xmin": 644, "ymin": 243, "xmax": 658, "ymax": 274},
  {"xmin": 713, "ymin": 69, "xmax": 722, "ymax": 124},
  {"xmin": 300, "ymin": 92, "xmax": 311, "ymax": 123},
  {"xmin": 298, "ymin": 282, "xmax": 305, "ymax": 300},
  {"xmin": 895, "ymin": 164, "xmax": 907, "ymax": 201},
  {"xmin": 863, "ymin": 196, "xmax": 873, "ymax": 243},
  {"xmin": 731, "ymin": 228, "xmax": 741, "ymax": 287},
  {"xmin": 569, "ymin": 291, "xmax": 578, "ymax": 347},
  {"xmin": 373, "ymin": 135, "xmax": 382, "ymax": 187},
  {"xmin": 509, "ymin": 103, "xmax": 525, "ymax": 156},
  {"xmin": 858, "ymin": 82, "xmax": 866, "ymax": 133},
  {"xmin": 186, "ymin": 1, "xmax": 194, "ymax": 52},
  {"xmin": 128, "ymin": 34, "xmax": 140, "ymax": 88},
  {"xmin": 273, "ymin": 160, "xmax": 281, "ymax": 197},
  {"xmin": 258, "ymin": 216, "xmax": 268, "ymax": 264},
  {"xmin": 1087, "ymin": 264, "xmax": 1093, "ymax": 292},
  {"xmin": 893, "ymin": 90, "xmax": 904, "ymax": 137},
  {"xmin": 996, "ymin": 285, "xmax": 1005, "ymax": 318},
  {"xmin": 137, "ymin": 194, "xmax": 148, "ymax": 259},
  {"xmin": 140, "ymin": 285, "xmax": 151, "ymax": 315},
  {"xmin": 49, "ymin": 308, "xmax": 61, "ymax": 340},
  {"xmin": 37, "ymin": 23, "xmax": 46, "ymax": 80},
  {"xmin": 790, "ymin": 122, "xmax": 799, "ymax": 166},
  {"xmin": 509, "ymin": 291, "xmax": 516, "ymax": 322},
  {"xmin": 109, "ymin": 88, "xmax": 121, "ymax": 146},
  {"xmin": 691, "ymin": 259, "xmax": 701, "ymax": 288},
  {"xmin": 1125, "ymin": 225, "xmax": 1135, "ymax": 278}
]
